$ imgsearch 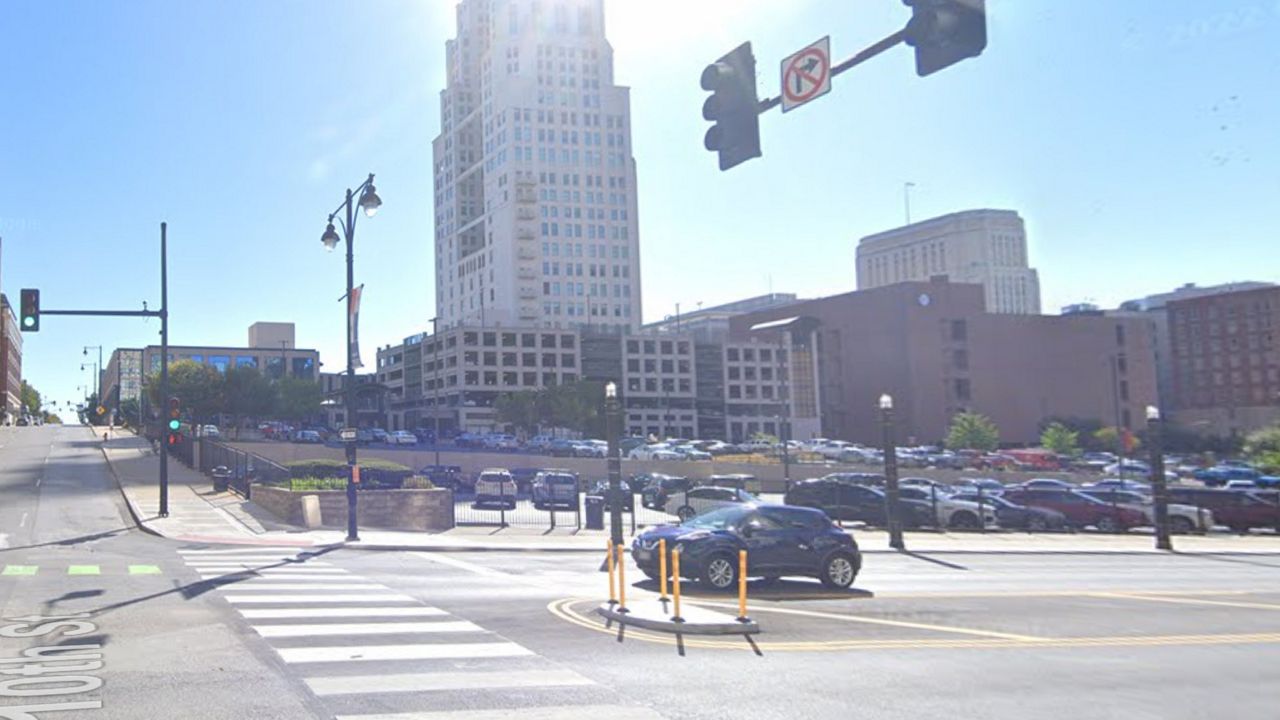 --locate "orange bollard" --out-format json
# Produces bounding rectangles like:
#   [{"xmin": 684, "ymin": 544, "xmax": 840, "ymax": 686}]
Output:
[
  {"xmin": 616, "ymin": 543, "xmax": 628, "ymax": 613},
  {"xmin": 737, "ymin": 549, "xmax": 749, "ymax": 622},
  {"xmin": 606, "ymin": 539, "xmax": 617, "ymax": 605},
  {"xmin": 658, "ymin": 538, "xmax": 669, "ymax": 601},
  {"xmin": 671, "ymin": 549, "xmax": 684, "ymax": 623}
]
